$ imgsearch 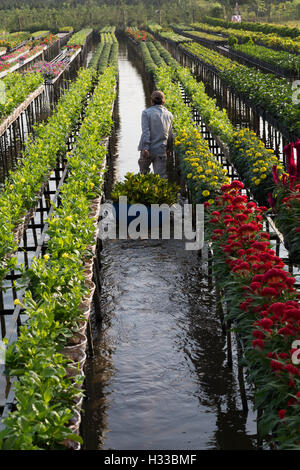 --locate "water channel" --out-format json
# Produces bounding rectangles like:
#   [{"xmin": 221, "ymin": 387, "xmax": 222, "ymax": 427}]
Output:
[{"xmin": 81, "ymin": 38, "xmax": 260, "ymax": 450}]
